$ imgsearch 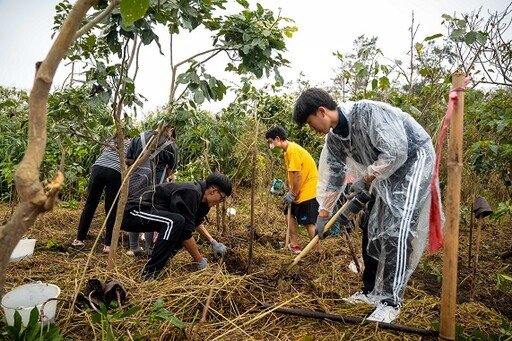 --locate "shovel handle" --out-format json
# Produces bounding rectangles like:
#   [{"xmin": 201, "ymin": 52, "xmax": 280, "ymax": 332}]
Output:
[
  {"xmin": 285, "ymin": 205, "xmax": 291, "ymax": 248},
  {"xmin": 285, "ymin": 201, "xmax": 349, "ymax": 271}
]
